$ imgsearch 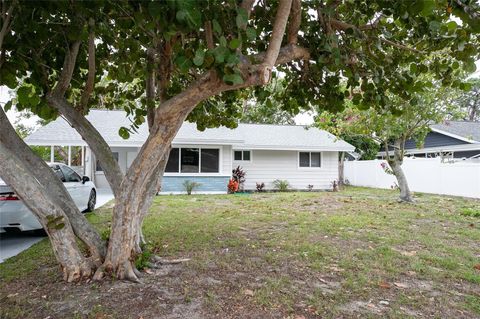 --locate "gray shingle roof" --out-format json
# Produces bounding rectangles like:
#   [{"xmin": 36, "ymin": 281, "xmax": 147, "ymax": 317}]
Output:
[
  {"xmin": 25, "ymin": 109, "xmax": 354, "ymax": 151},
  {"xmin": 431, "ymin": 121, "xmax": 480, "ymax": 143}
]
